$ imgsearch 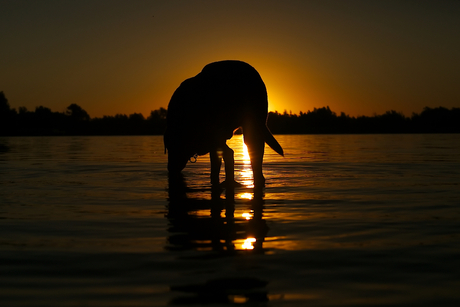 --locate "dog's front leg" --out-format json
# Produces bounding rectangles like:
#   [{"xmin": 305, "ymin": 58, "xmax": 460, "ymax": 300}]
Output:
[
  {"xmin": 210, "ymin": 149, "xmax": 222, "ymax": 187},
  {"xmin": 222, "ymin": 144, "xmax": 235, "ymax": 186}
]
